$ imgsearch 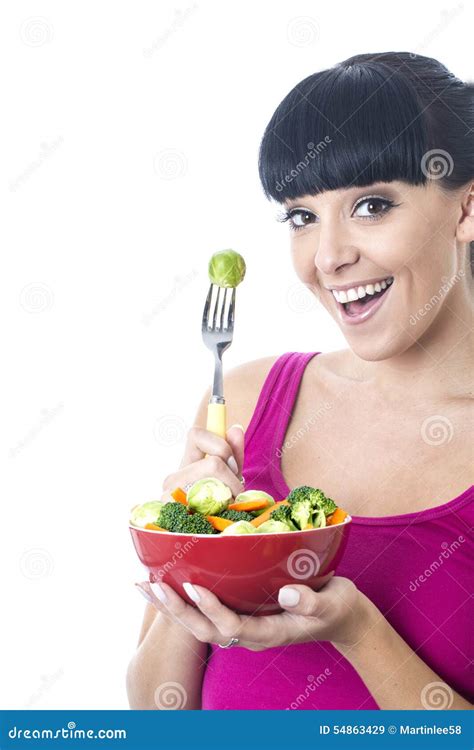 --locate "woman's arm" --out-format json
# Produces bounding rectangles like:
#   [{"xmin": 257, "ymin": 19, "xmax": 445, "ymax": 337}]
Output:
[
  {"xmin": 334, "ymin": 596, "xmax": 472, "ymax": 710},
  {"xmin": 126, "ymin": 604, "xmax": 208, "ymax": 710},
  {"xmin": 126, "ymin": 356, "xmax": 278, "ymax": 709}
]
